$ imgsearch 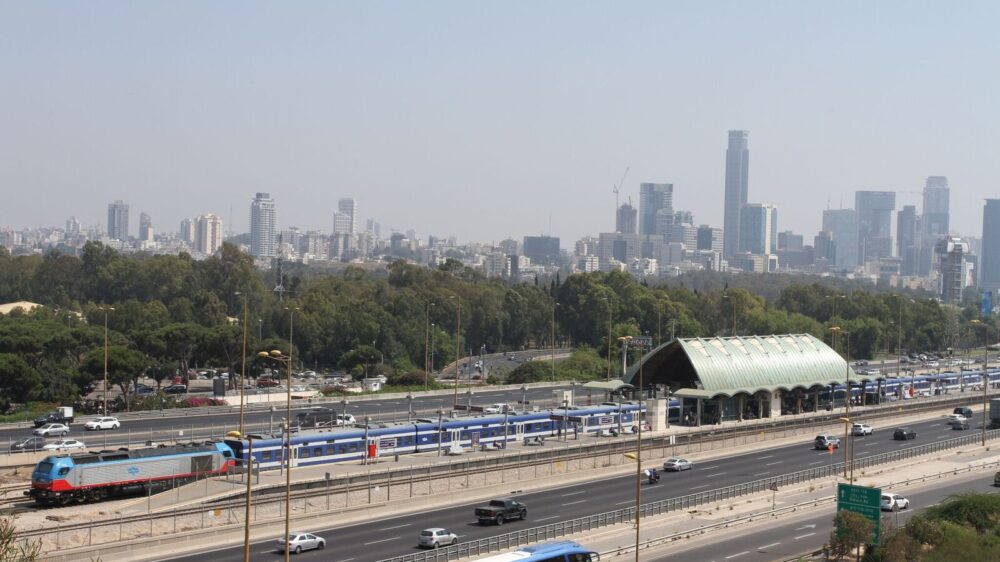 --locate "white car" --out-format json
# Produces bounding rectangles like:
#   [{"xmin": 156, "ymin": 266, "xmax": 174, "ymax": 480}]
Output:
[
  {"xmin": 33, "ymin": 423, "xmax": 70, "ymax": 437},
  {"xmin": 84, "ymin": 417, "xmax": 120, "ymax": 431},
  {"xmin": 43, "ymin": 439, "xmax": 86, "ymax": 451},
  {"xmin": 484, "ymin": 403, "xmax": 512, "ymax": 414},
  {"xmin": 276, "ymin": 532, "xmax": 325, "ymax": 554},
  {"xmin": 881, "ymin": 493, "xmax": 910, "ymax": 511},
  {"xmin": 663, "ymin": 458, "xmax": 694, "ymax": 471},
  {"xmin": 852, "ymin": 423, "xmax": 874, "ymax": 436},
  {"xmin": 946, "ymin": 414, "xmax": 967, "ymax": 424}
]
